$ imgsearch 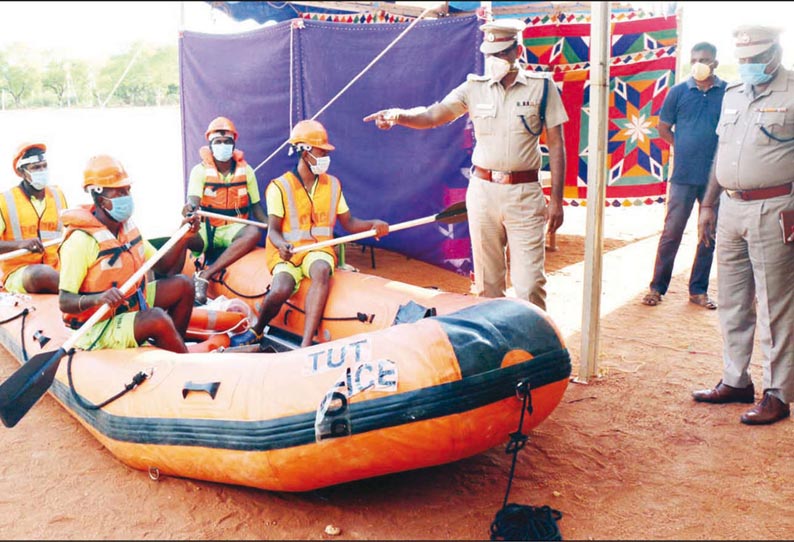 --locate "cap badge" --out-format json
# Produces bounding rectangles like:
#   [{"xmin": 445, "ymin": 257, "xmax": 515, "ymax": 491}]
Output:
[
  {"xmin": 487, "ymin": 32, "xmax": 496, "ymax": 42},
  {"xmin": 736, "ymin": 32, "xmax": 751, "ymax": 45}
]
